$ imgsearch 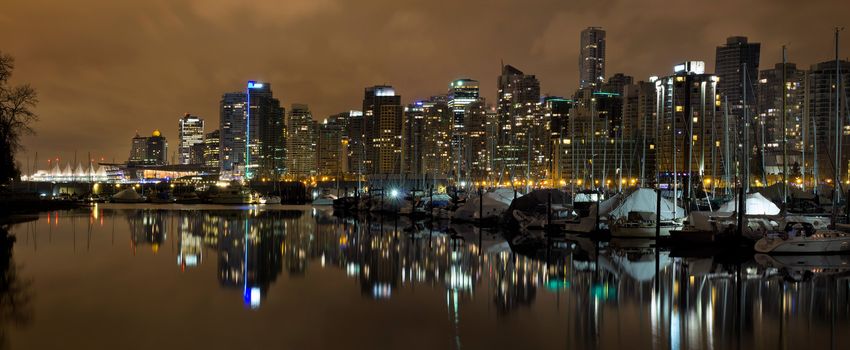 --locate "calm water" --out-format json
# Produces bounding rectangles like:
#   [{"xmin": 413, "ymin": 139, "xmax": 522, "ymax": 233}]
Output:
[{"xmin": 2, "ymin": 204, "xmax": 849, "ymax": 350}]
